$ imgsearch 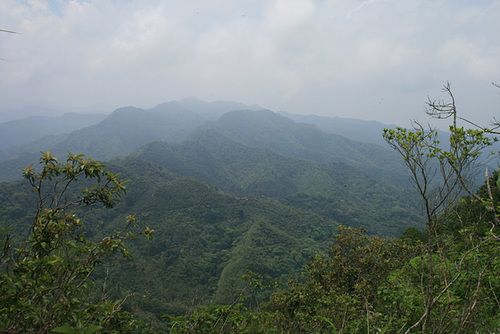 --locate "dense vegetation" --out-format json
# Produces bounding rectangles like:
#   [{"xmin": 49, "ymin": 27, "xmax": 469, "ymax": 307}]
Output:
[
  {"xmin": 0, "ymin": 89, "xmax": 498, "ymax": 332},
  {"xmin": 168, "ymin": 85, "xmax": 500, "ymax": 333},
  {"xmin": 0, "ymin": 155, "xmax": 341, "ymax": 330},
  {"xmin": 0, "ymin": 152, "xmax": 151, "ymax": 332},
  {"xmin": 132, "ymin": 126, "xmax": 420, "ymax": 236}
]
